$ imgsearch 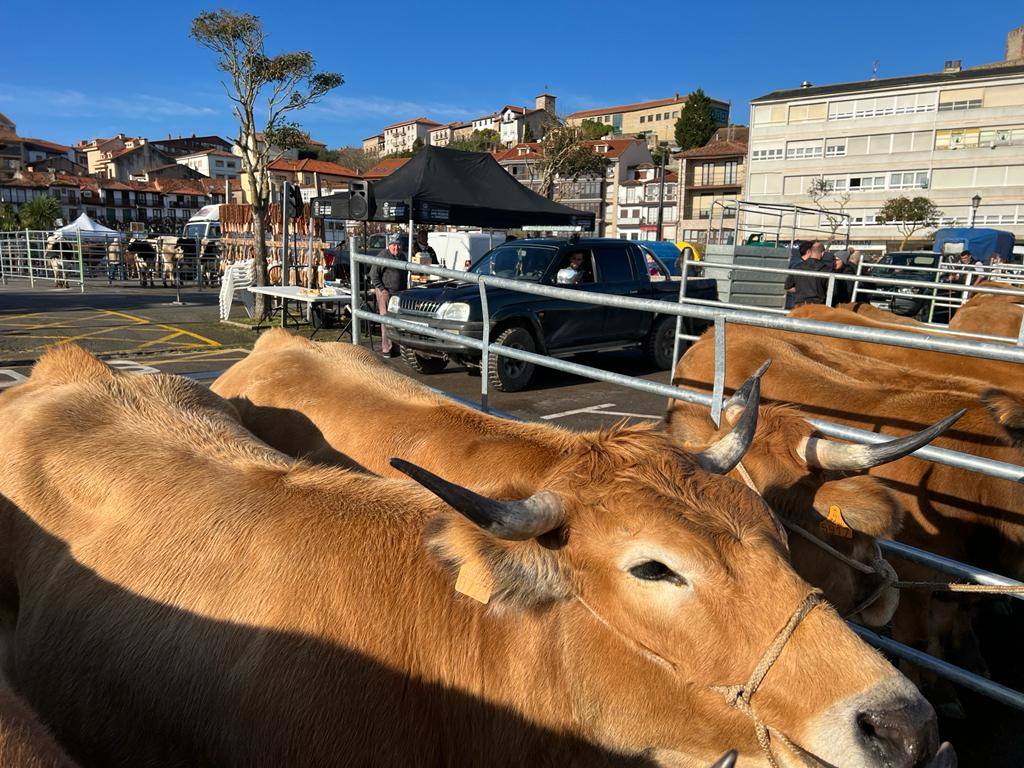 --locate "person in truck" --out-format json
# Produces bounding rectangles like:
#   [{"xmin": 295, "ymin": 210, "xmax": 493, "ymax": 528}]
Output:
[{"xmin": 565, "ymin": 250, "xmax": 593, "ymax": 284}]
